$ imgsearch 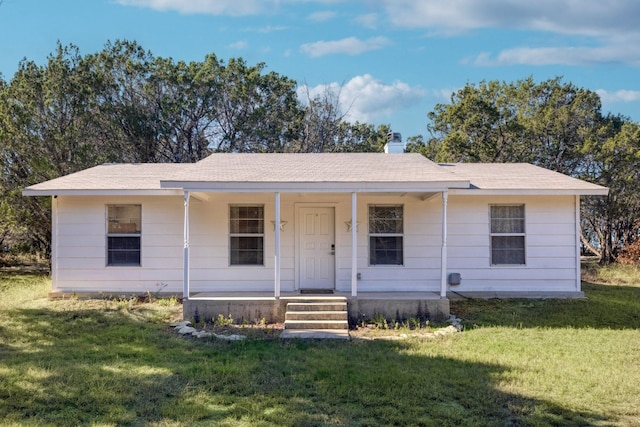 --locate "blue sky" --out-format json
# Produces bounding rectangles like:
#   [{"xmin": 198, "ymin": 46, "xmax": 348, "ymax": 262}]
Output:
[{"xmin": 1, "ymin": 0, "xmax": 639, "ymax": 139}]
